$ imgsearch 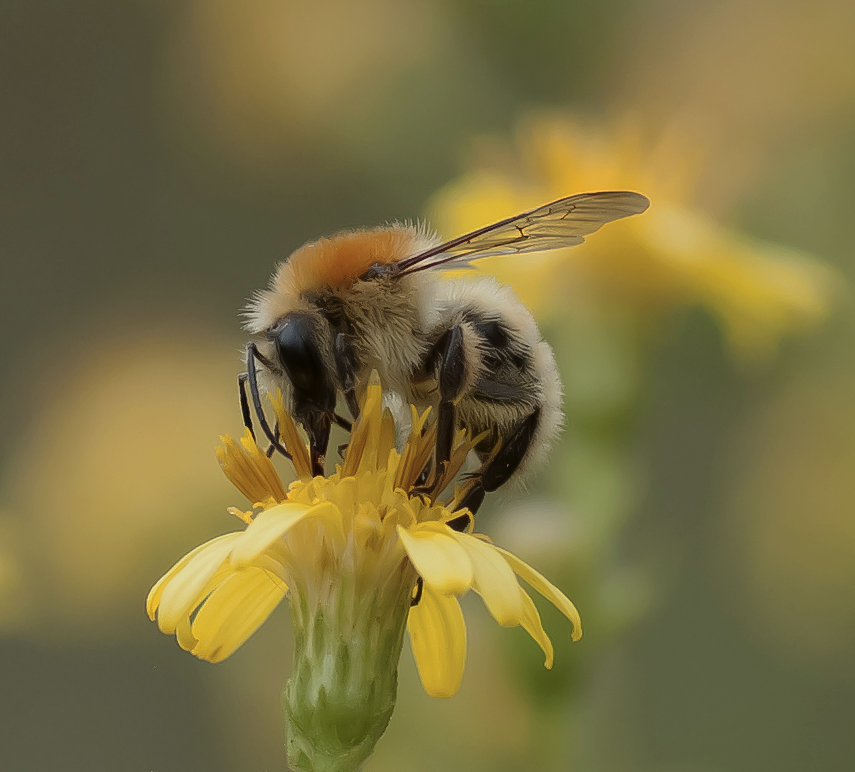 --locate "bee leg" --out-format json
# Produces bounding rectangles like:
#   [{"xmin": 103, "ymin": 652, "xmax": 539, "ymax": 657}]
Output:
[
  {"xmin": 243, "ymin": 343, "xmax": 292, "ymax": 459},
  {"xmin": 333, "ymin": 414, "xmax": 352, "ymax": 432},
  {"xmin": 334, "ymin": 332, "xmax": 361, "ymax": 420},
  {"xmin": 485, "ymin": 409, "xmax": 540, "ymax": 490},
  {"xmin": 445, "ymin": 510, "xmax": 474, "ymax": 532},
  {"xmin": 240, "ymin": 370, "xmax": 286, "ymax": 459},
  {"xmin": 450, "ymin": 408, "xmax": 541, "ymax": 515},
  {"xmin": 266, "ymin": 420, "xmax": 280, "ymax": 457},
  {"xmin": 468, "ymin": 408, "xmax": 542, "ymax": 512},
  {"xmin": 238, "ymin": 371, "xmax": 255, "ymax": 440},
  {"xmin": 430, "ymin": 325, "xmax": 467, "ymax": 493},
  {"xmin": 454, "ymin": 482, "xmax": 486, "ymax": 515}
]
